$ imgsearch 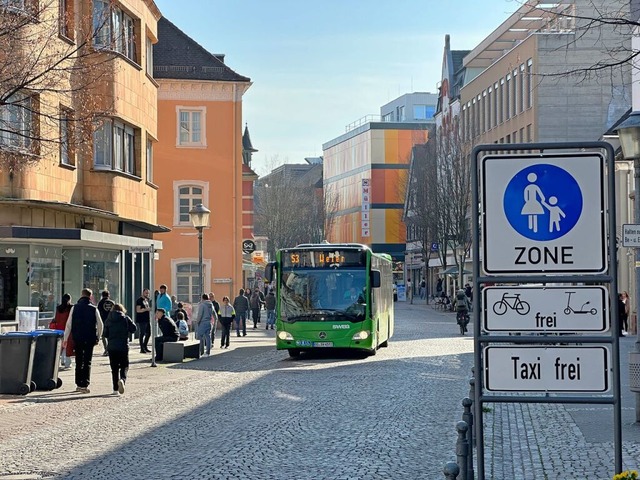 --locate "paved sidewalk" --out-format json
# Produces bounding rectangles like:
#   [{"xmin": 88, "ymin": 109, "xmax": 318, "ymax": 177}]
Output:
[{"xmin": 408, "ymin": 299, "xmax": 640, "ymax": 479}]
